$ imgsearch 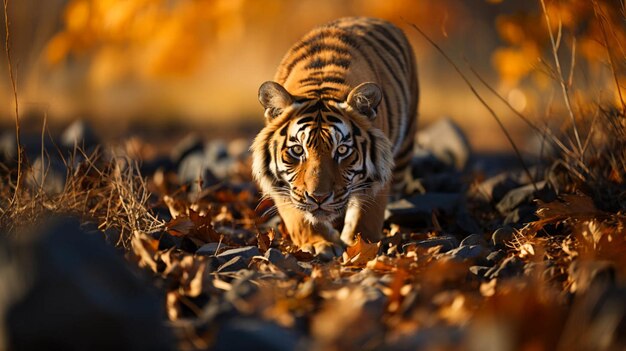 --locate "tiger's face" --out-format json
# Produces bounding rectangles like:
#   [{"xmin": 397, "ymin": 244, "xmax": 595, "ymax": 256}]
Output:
[{"xmin": 252, "ymin": 81, "xmax": 393, "ymax": 224}]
